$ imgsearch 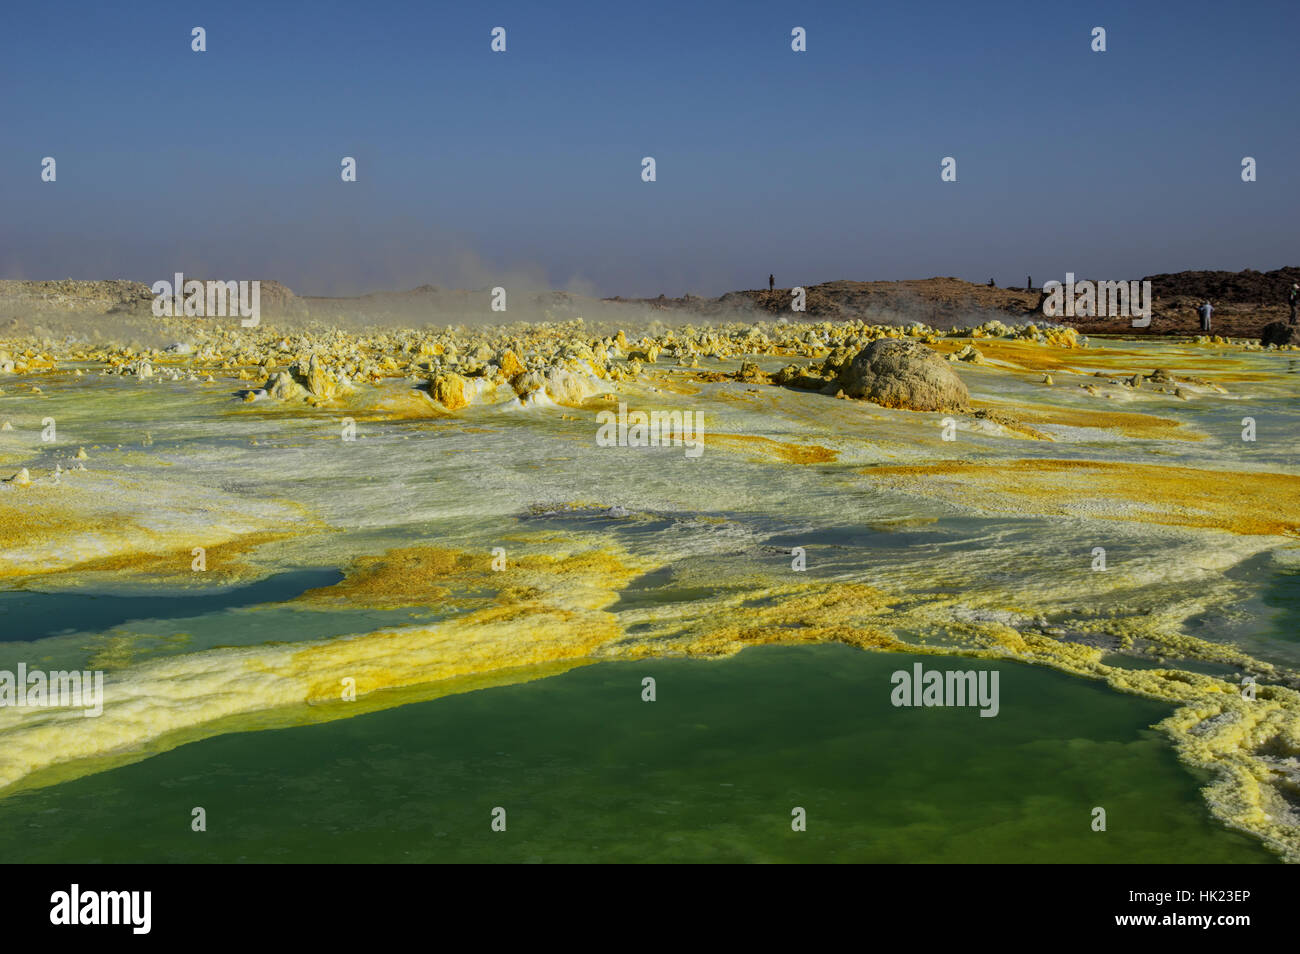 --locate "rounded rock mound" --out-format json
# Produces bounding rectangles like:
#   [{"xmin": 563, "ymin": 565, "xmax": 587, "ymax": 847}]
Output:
[
  {"xmin": 1260, "ymin": 321, "xmax": 1300, "ymax": 348},
  {"xmin": 839, "ymin": 339, "xmax": 969, "ymax": 411}
]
